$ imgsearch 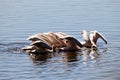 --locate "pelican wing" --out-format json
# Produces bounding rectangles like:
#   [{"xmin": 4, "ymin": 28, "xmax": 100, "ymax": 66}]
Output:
[
  {"xmin": 32, "ymin": 41, "xmax": 52, "ymax": 50},
  {"xmin": 95, "ymin": 31, "xmax": 107, "ymax": 44},
  {"xmin": 27, "ymin": 34, "xmax": 43, "ymax": 41},
  {"xmin": 22, "ymin": 45, "xmax": 35, "ymax": 50},
  {"xmin": 59, "ymin": 35, "xmax": 72, "ymax": 39}
]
